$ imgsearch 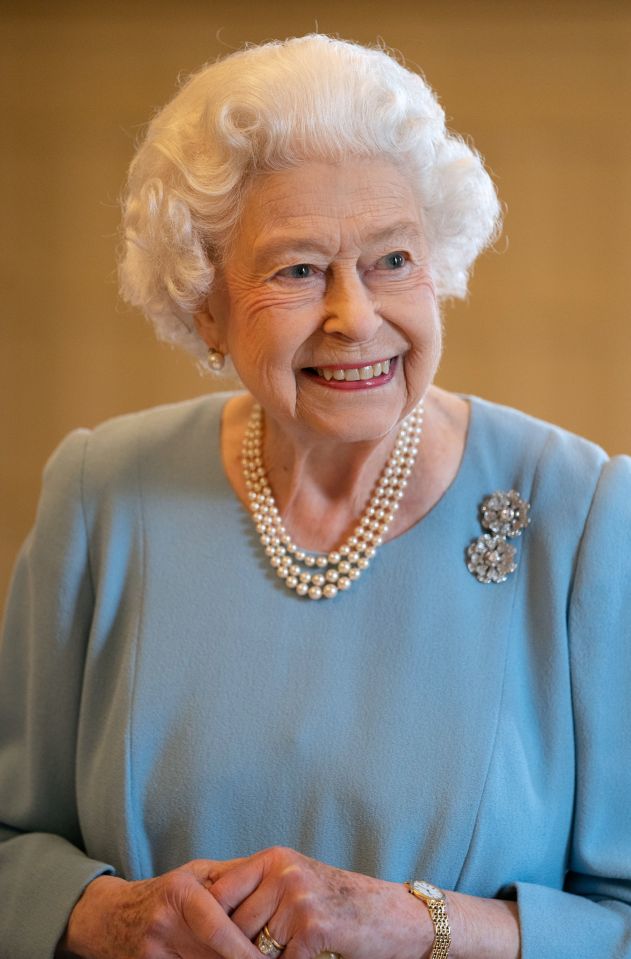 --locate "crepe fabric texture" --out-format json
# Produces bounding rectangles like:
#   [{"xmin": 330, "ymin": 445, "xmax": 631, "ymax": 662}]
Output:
[{"xmin": 1, "ymin": 392, "xmax": 630, "ymax": 959}]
